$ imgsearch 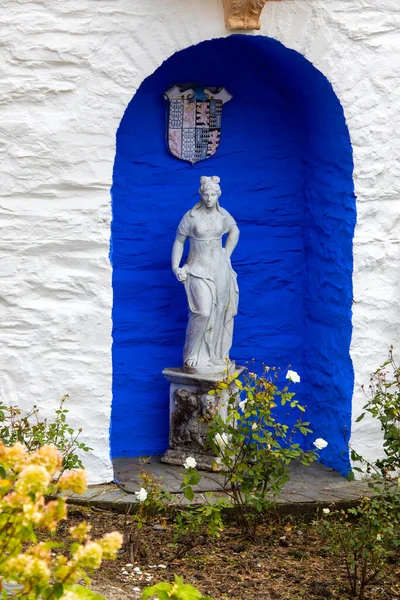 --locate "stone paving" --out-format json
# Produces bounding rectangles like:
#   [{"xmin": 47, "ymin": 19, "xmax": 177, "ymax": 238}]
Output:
[{"xmin": 64, "ymin": 457, "xmax": 374, "ymax": 515}]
